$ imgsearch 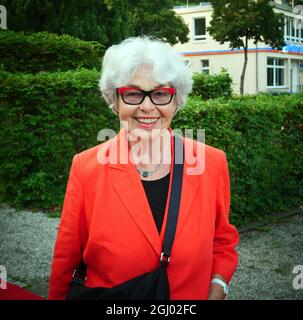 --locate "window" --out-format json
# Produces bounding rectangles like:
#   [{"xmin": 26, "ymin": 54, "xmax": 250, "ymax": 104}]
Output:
[
  {"xmin": 201, "ymin": 59, "xmax": 209, "ymax": 74},
  {"xmin": 284, "ymin": 16, "xmax": 303, "ymax": 43},
  {"xmin": 267, "ymin": 58, "xmax": 286, "ymax": 87},
  {"xmin": 193, "ymin": 17, "xmax": 206, "ymax": 41}
]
